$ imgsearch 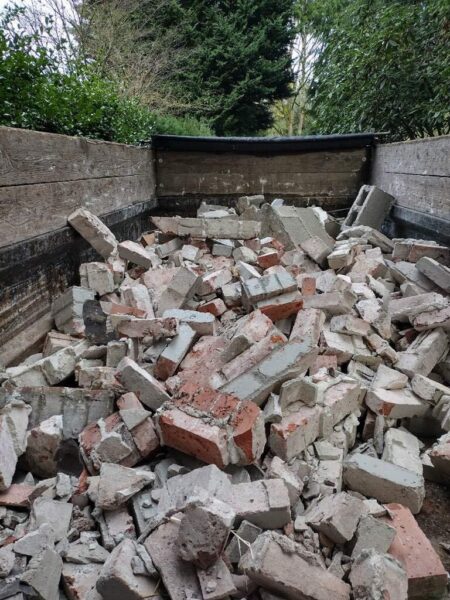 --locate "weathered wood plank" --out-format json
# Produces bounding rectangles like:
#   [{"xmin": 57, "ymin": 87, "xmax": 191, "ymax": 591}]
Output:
[
  {"xmin": 157, "ymin": 148, "xmax": 367, "ymax": 175},
  {"xmin": 0, "ymin": 173, "xmax": 154, "ymax": 247},
  {"xmin": 157, "ymin": 170, "xmax": 362, "ymax": 198},
  {"xmin": 0, "ymin": 127, "xmax": 153, "ymax": 186},
  {"xmin": 372, "ymin": 136, "xmax": 450, "ymax": 177}
]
